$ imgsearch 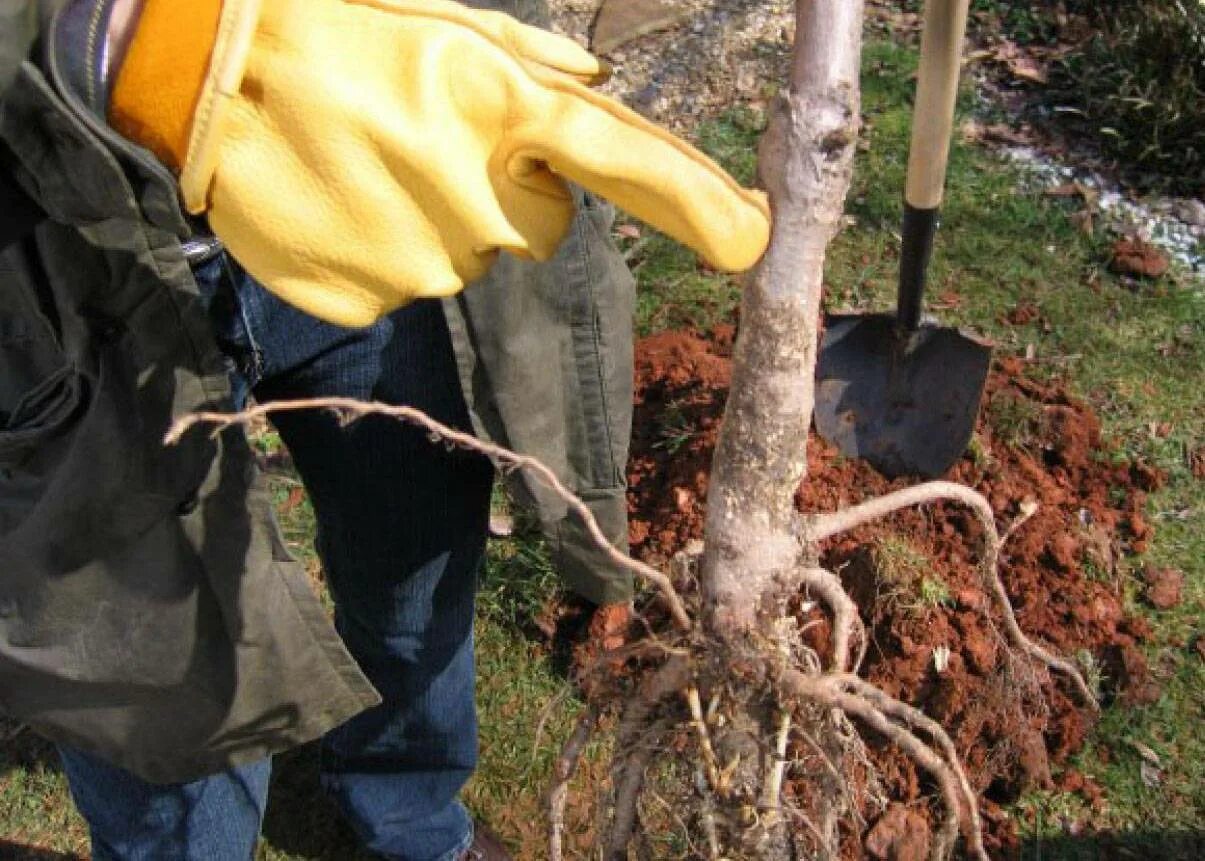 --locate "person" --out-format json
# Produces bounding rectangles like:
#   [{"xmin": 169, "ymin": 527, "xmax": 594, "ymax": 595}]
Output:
[{"xmin": 0, "ymin": 1, "xmax": 770, "ymax": 859}]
